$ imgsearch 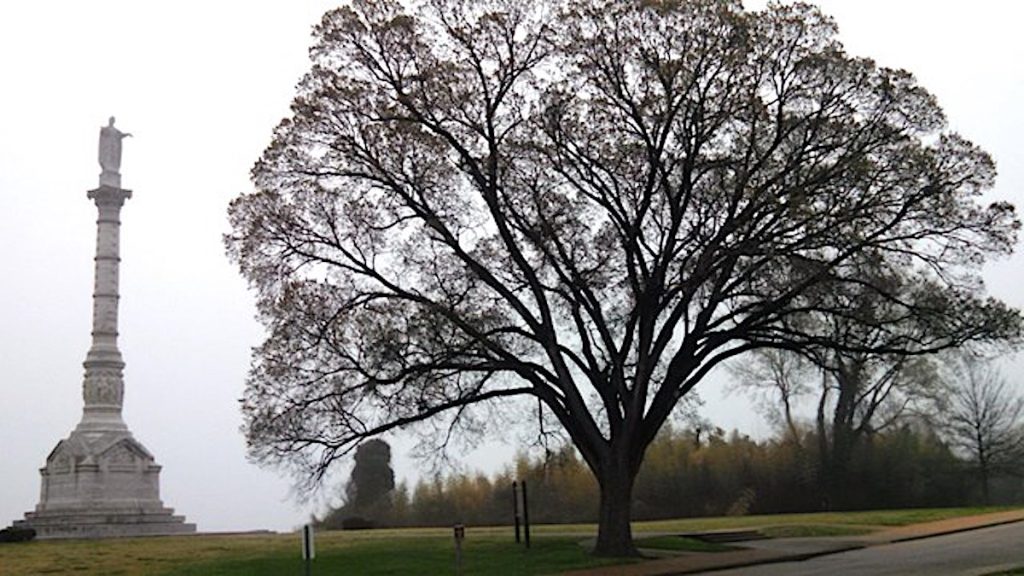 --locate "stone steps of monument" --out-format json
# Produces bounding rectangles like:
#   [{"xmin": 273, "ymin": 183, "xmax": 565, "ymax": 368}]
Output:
[
  {"xmin": 23, "ymin": 522, "xmax": 197, "ymax": 540},
  {"xmin": 25, "ymin": 505, "xmax": 179, "ymax": 517},
  {"xmin": 21, "ymin": 515, "xmax": 190, "ymax": 525},
  {"xmin": 21, "ymin": 512, "xmax": 190, "ymax": 526},
  {"xmin": 15, "ymin": 510, "xmax": 196, "ymax": 539}
]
